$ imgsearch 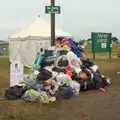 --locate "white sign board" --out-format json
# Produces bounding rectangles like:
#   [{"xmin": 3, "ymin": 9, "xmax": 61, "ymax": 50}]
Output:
[
  {"xmin": 101, "ymin": 43, "xmax": 107, "ymax": 48},
  {"xmin": 10, "ymin": 61, "xmax": 24, "ymax": 87}
]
